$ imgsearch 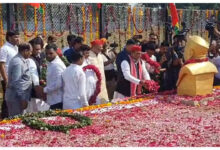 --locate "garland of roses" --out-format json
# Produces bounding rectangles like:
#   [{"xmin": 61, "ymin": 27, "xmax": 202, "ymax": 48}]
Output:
[
  {"xmin": 20, "ymin": 110, "xmax": 92, "ymax": 134},
  {"xmin": 141, "ymin": 53, "xmax": 161, "ymax": 74},
  {"xmin": 184, "ymin": 58, "xmax": 208, "ymax": 66},
  {"xmin": 83, "ymin": 65, "xmax": 102, "ymax": 105}
]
